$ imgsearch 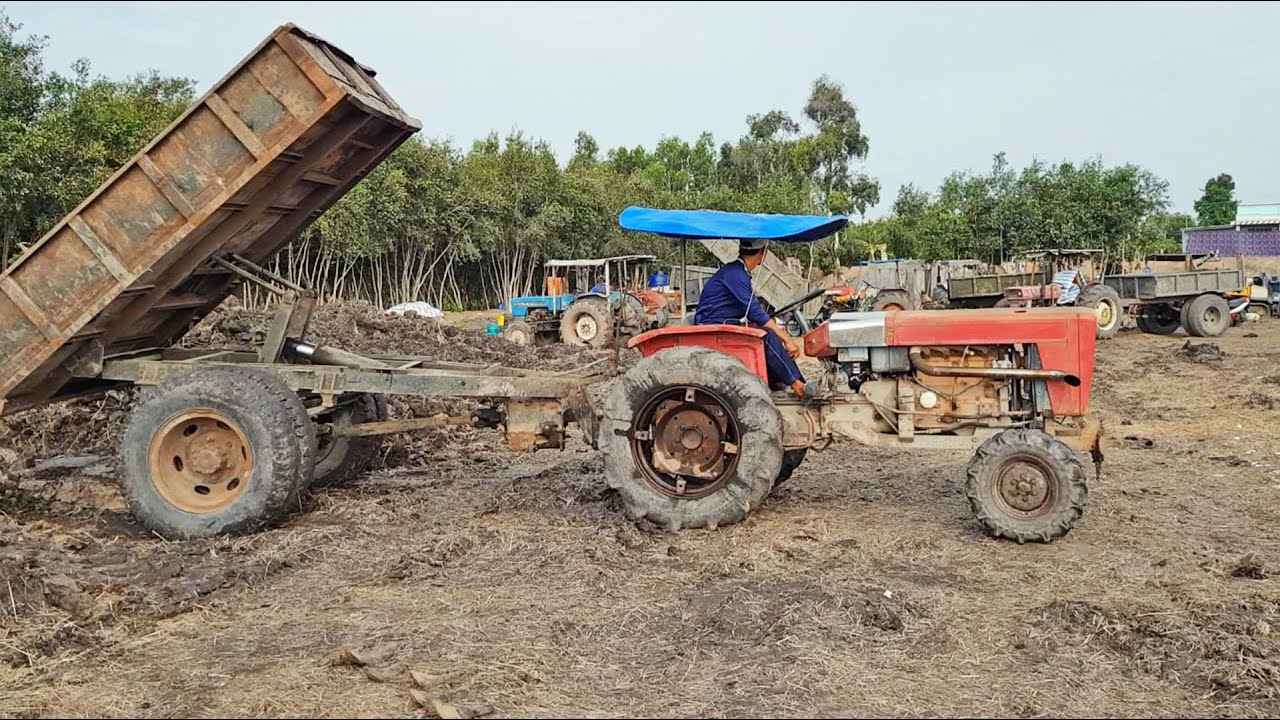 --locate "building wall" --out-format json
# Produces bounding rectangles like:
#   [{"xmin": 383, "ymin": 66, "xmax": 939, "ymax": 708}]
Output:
[{"xmin": 1182, "ymin": 226, "xmax": 1280, "ymax": 256}]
